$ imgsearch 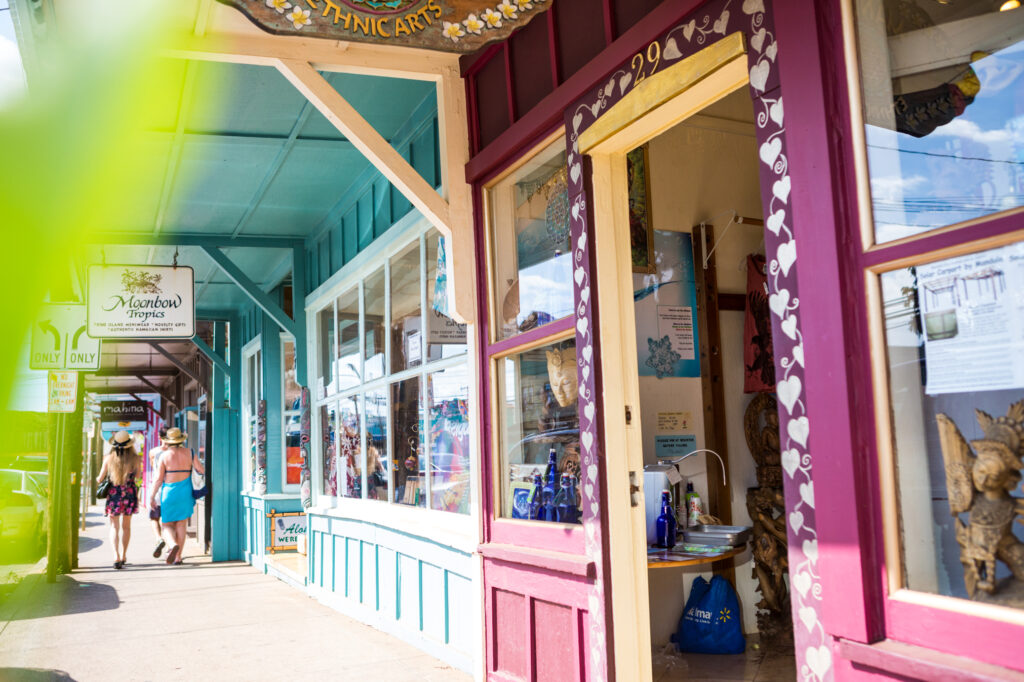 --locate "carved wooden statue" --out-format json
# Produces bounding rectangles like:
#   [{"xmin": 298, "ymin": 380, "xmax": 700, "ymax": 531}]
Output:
[
  {"xmin": 936, "ymin": 401, "xmax": 1024, "ymax": 602},
  {"xmin": 744, "ymin": 393, "xmax": 791, "ymax": 643}
]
